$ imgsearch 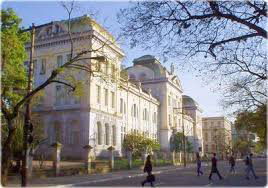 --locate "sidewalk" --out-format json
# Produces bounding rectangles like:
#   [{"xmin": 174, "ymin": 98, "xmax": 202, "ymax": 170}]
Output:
[{"xmin": 7, "ymin": 163, "xmax": 198, "ymax": 187}]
